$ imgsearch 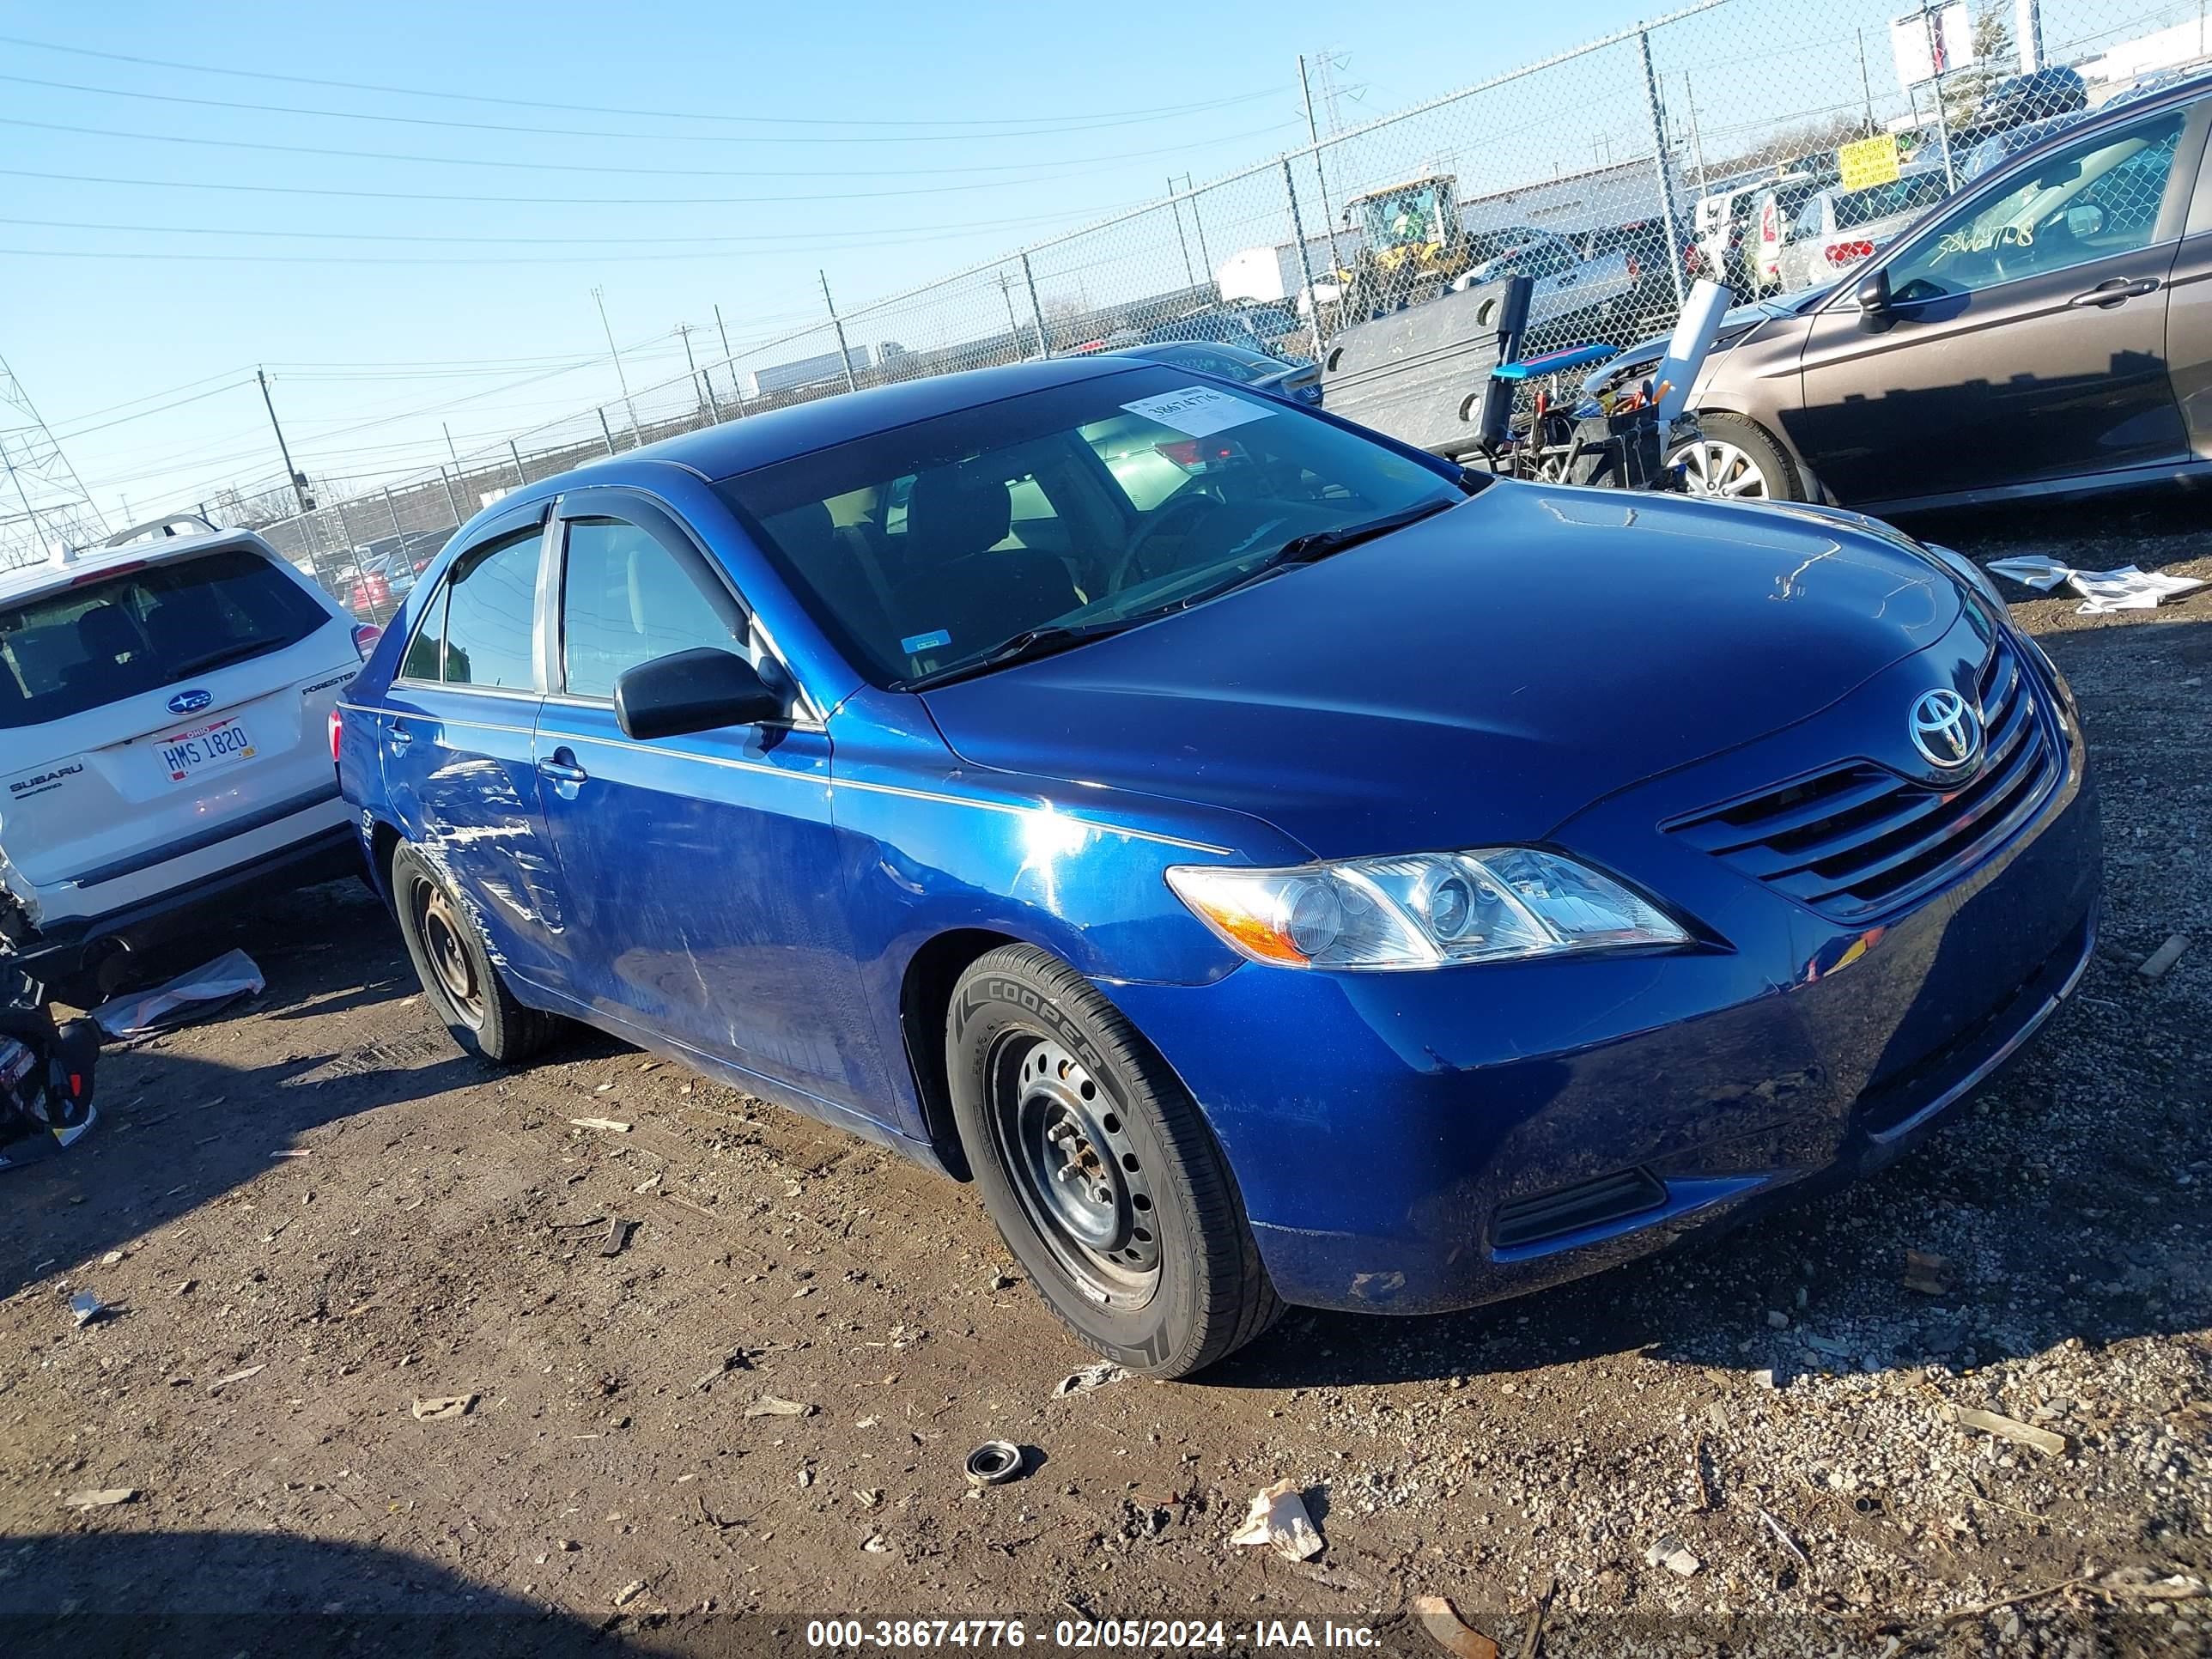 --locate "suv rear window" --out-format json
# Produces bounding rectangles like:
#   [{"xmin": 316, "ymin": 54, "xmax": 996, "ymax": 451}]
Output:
[{"xmin": 0, "ymin": 549, "xmax": 330, "ymax": 729}]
